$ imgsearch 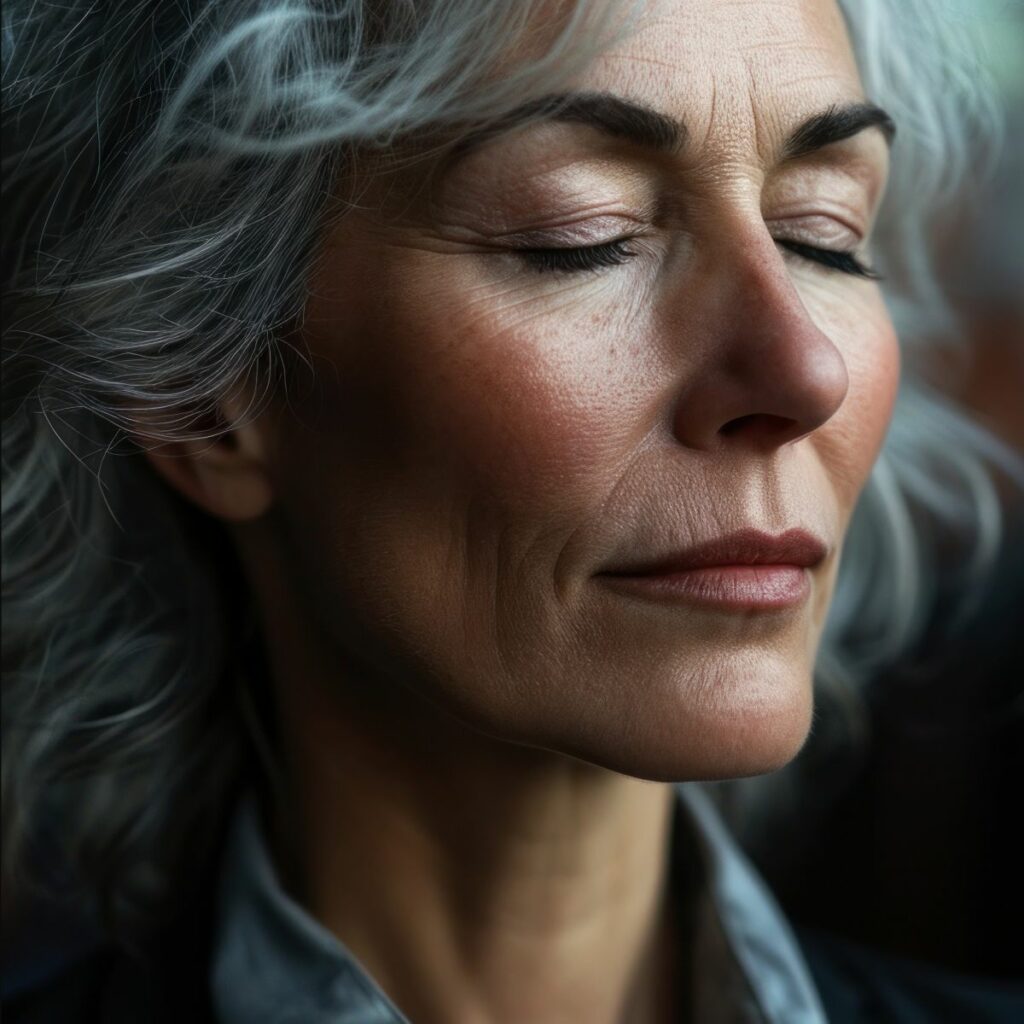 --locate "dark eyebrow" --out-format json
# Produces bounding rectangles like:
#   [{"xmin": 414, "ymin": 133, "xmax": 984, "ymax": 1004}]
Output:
[
  {"xmin": 453, "ymin": 92, "xmax": 686, "ymax": 157},
  {"xmin": 784, "ymin": 102, "xmax": 896, "ymax": 159},
  {"xmin": 448, "ymin": 94, "xmax": 890, "ymax": 166}
]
